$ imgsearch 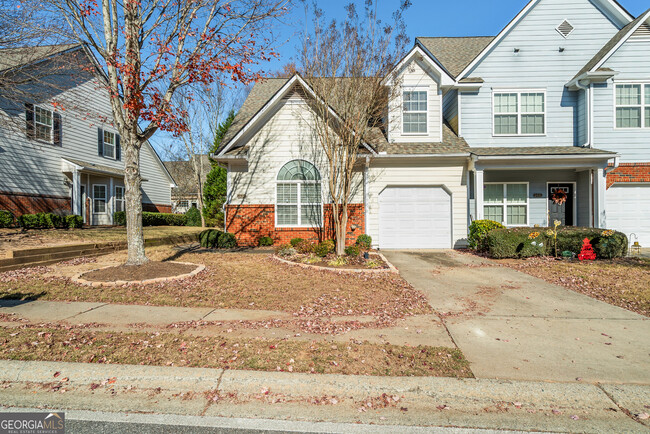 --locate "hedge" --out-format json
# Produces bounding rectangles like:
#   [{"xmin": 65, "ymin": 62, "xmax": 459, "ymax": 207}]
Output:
[
  {"xmin": 0, "ymin": 210, "xmax": 16, "ymax": 228},
  {"xmin": 468, "ymin": 220, "xmax": 505, "ymax": 251},
  {"xmin": 485, "ymin": 227, "xmax": 628, "ymax": 259},
  {"xmin": 198, "ymin": 229, "xmax": 237, "ymax": 249},
  {"xmin": 17, "ymin": 213, "xmax": 83, "ymax": 230},
  {"xmin": 113, "ymin": 211, "xmax": 187, "ymax": 226}
]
